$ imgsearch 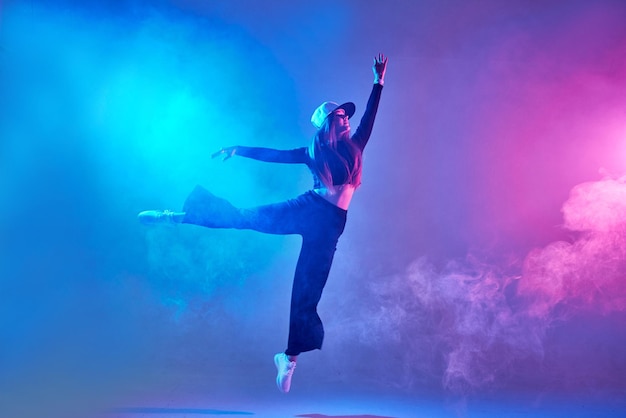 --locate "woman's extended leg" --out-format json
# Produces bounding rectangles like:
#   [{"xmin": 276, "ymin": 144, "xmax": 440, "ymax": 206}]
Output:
[
  {"xmin": 180, "ymin": 185, "xmax": 348, "ymax": 353},
  {"xmin": 141, "ymin": 185, "xmax": 348, "ymax": 393},
  {"xmin": 182, "ymin": 185, "xmax": 309, "ymax": 235}
]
